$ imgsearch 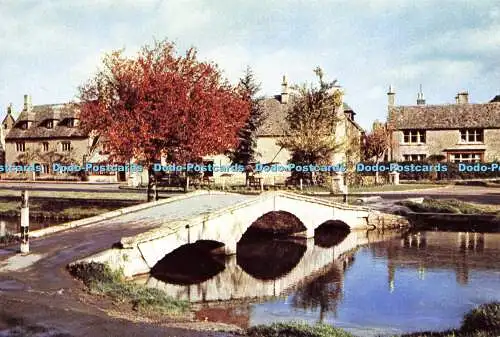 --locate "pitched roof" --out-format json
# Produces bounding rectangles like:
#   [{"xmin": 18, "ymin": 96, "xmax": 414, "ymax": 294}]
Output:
[
  {"xmin": 256, "ymin": 95, "xmax": 363, "ymax": 136},
  {"xmin": 1, "ymin": 113, "xmax": 15, "ymax": 126},
  {"xmin": 5, "ymin": 103, "xmax": 86, "ymax": 140},
  {"xmin": 490, "ymin": 95, "xmax": 500, "ymax": 103},
  {"xmin": 255, "ymin": 96, "xmax": 293, "ymax": 136},
  {"xmin": 388, "ymin": 102, "xmax": 500, "ymax": 130}
]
